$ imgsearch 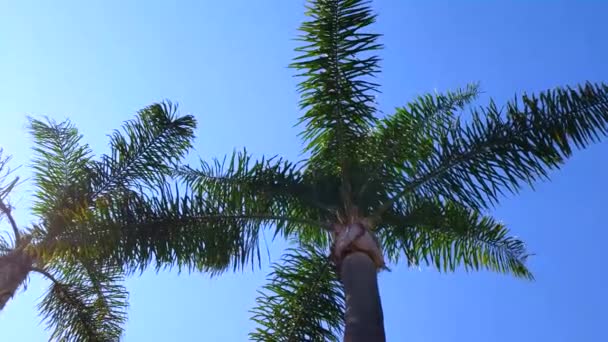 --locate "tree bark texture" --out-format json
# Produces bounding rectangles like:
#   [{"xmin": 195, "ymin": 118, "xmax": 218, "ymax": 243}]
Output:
[
  {"xmin": 340, "ymin": 251, "xmax": 386, "ymax": 342},
  {"xmin": 0, "ymin": 251, "xmax": 31, "ymax": 311}
]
